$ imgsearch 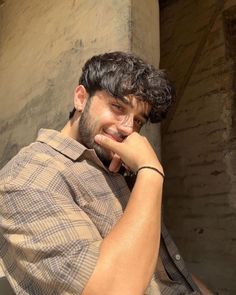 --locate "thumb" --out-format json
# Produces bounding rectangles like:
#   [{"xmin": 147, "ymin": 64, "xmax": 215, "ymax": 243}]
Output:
[{"xmin": 94, "ymin": 134, "xmax": 121, "ymax": 154}]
